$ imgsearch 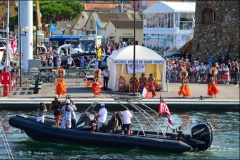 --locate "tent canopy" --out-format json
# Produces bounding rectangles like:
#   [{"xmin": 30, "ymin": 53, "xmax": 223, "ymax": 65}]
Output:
[
  {"xmin": 144, "ymin": 2, "xmax": 196, "ymax": 13},
  {"xmin": 108, "ymin": 45, "xmax": 165, "ymax": 64},
  {"xmin": 107, "ymin": 45, "xmax": 166, "ymax": 92}
]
